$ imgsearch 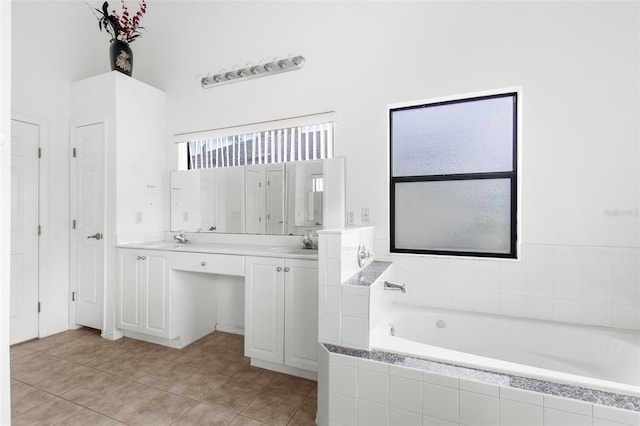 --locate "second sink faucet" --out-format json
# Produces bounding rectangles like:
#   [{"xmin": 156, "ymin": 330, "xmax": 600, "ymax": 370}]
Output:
[
  {"xmin": 174, "ymin": 231, "xmax": 190, "ymax": 244},
  {"xmin": 302, "ymin": 233, "xmax": 315, "ymax": 249}
]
